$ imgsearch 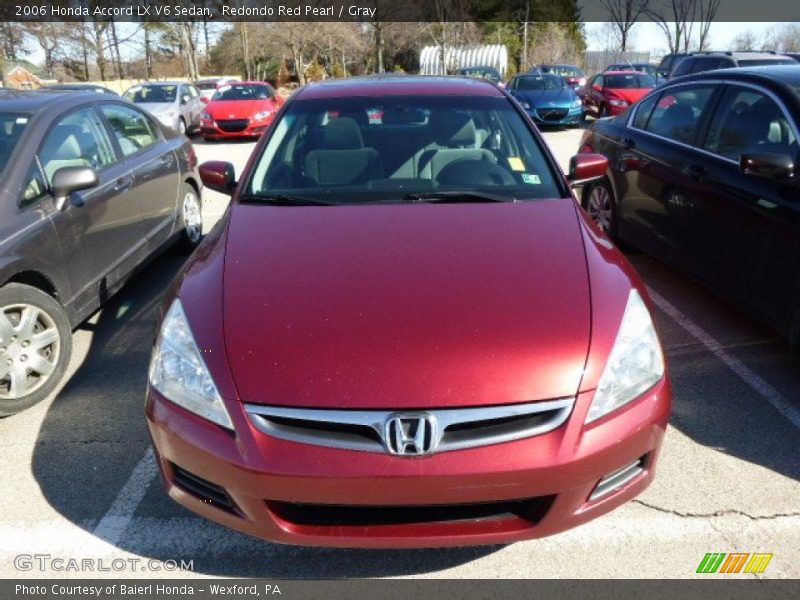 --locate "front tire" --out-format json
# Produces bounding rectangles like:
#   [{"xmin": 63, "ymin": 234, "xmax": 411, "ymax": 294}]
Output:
[
  {"xmin": 0, "ymin": 284, "xmax": 72, "ymax": 417},
  {"xmin": 176, "ymin": 183, "xmax": 203, "ymax": 252},
  {"xmin": 582, "ymin": 179, "xmax": 619, "ymax": 240}
]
